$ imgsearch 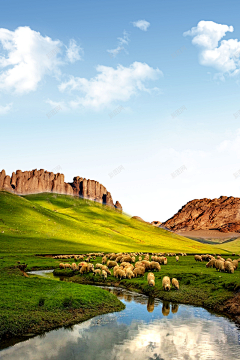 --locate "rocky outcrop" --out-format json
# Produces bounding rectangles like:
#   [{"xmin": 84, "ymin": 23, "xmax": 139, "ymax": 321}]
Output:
[
  {"xmin": 151, "ymin": 221, "xmax": 162, "ymax": 227},
  {"xmin": 163, "ymin": 196, "xmax": 240, "ymax": 233},
  {"xmin": 0, "ymin": 169, "xmax": 122, "ymax": 210}
]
